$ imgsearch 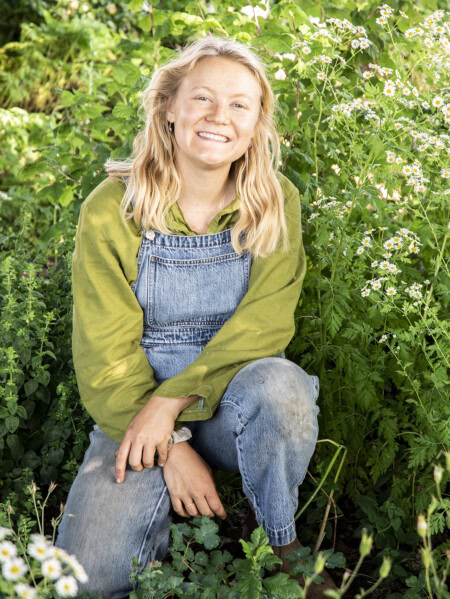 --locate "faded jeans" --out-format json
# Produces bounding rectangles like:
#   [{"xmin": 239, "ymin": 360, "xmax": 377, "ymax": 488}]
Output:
[{"xmin": 55, "ymin": 357, "xmax": 319, "ymax": 598}]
